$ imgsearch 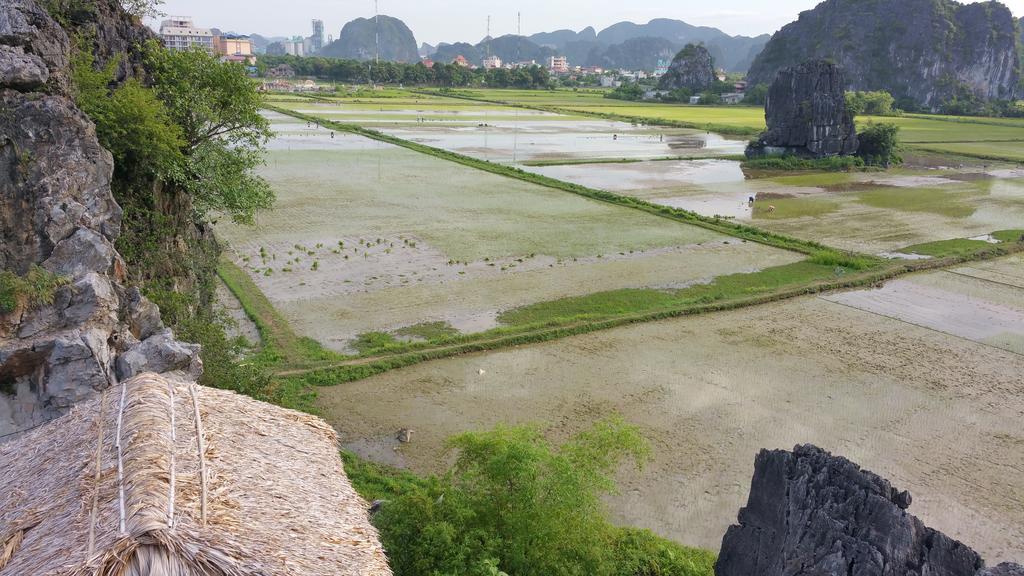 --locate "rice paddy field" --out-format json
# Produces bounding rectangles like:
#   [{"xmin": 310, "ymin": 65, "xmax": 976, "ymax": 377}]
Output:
[
  {"xmin": 265, "ymin": 94, "xmax": 747, "ymax": 162},
  {"xmin": 530, "ymin": 160, "xmax": 1024, "ymax": 254},
  {"xmin": 446, "ymin": 88, "xmax": 1024, "ymax": 161},
  {"xmin": 217, "ymin": 117, "xmax": 800, "ymax": 352},
  {"xmin": 317, "ymin": 260, "xmax": 1024, "ymax": 563},
  {"xmin": 216, "ymin": 89, "xmax": 1024, "ymax": 563}
]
